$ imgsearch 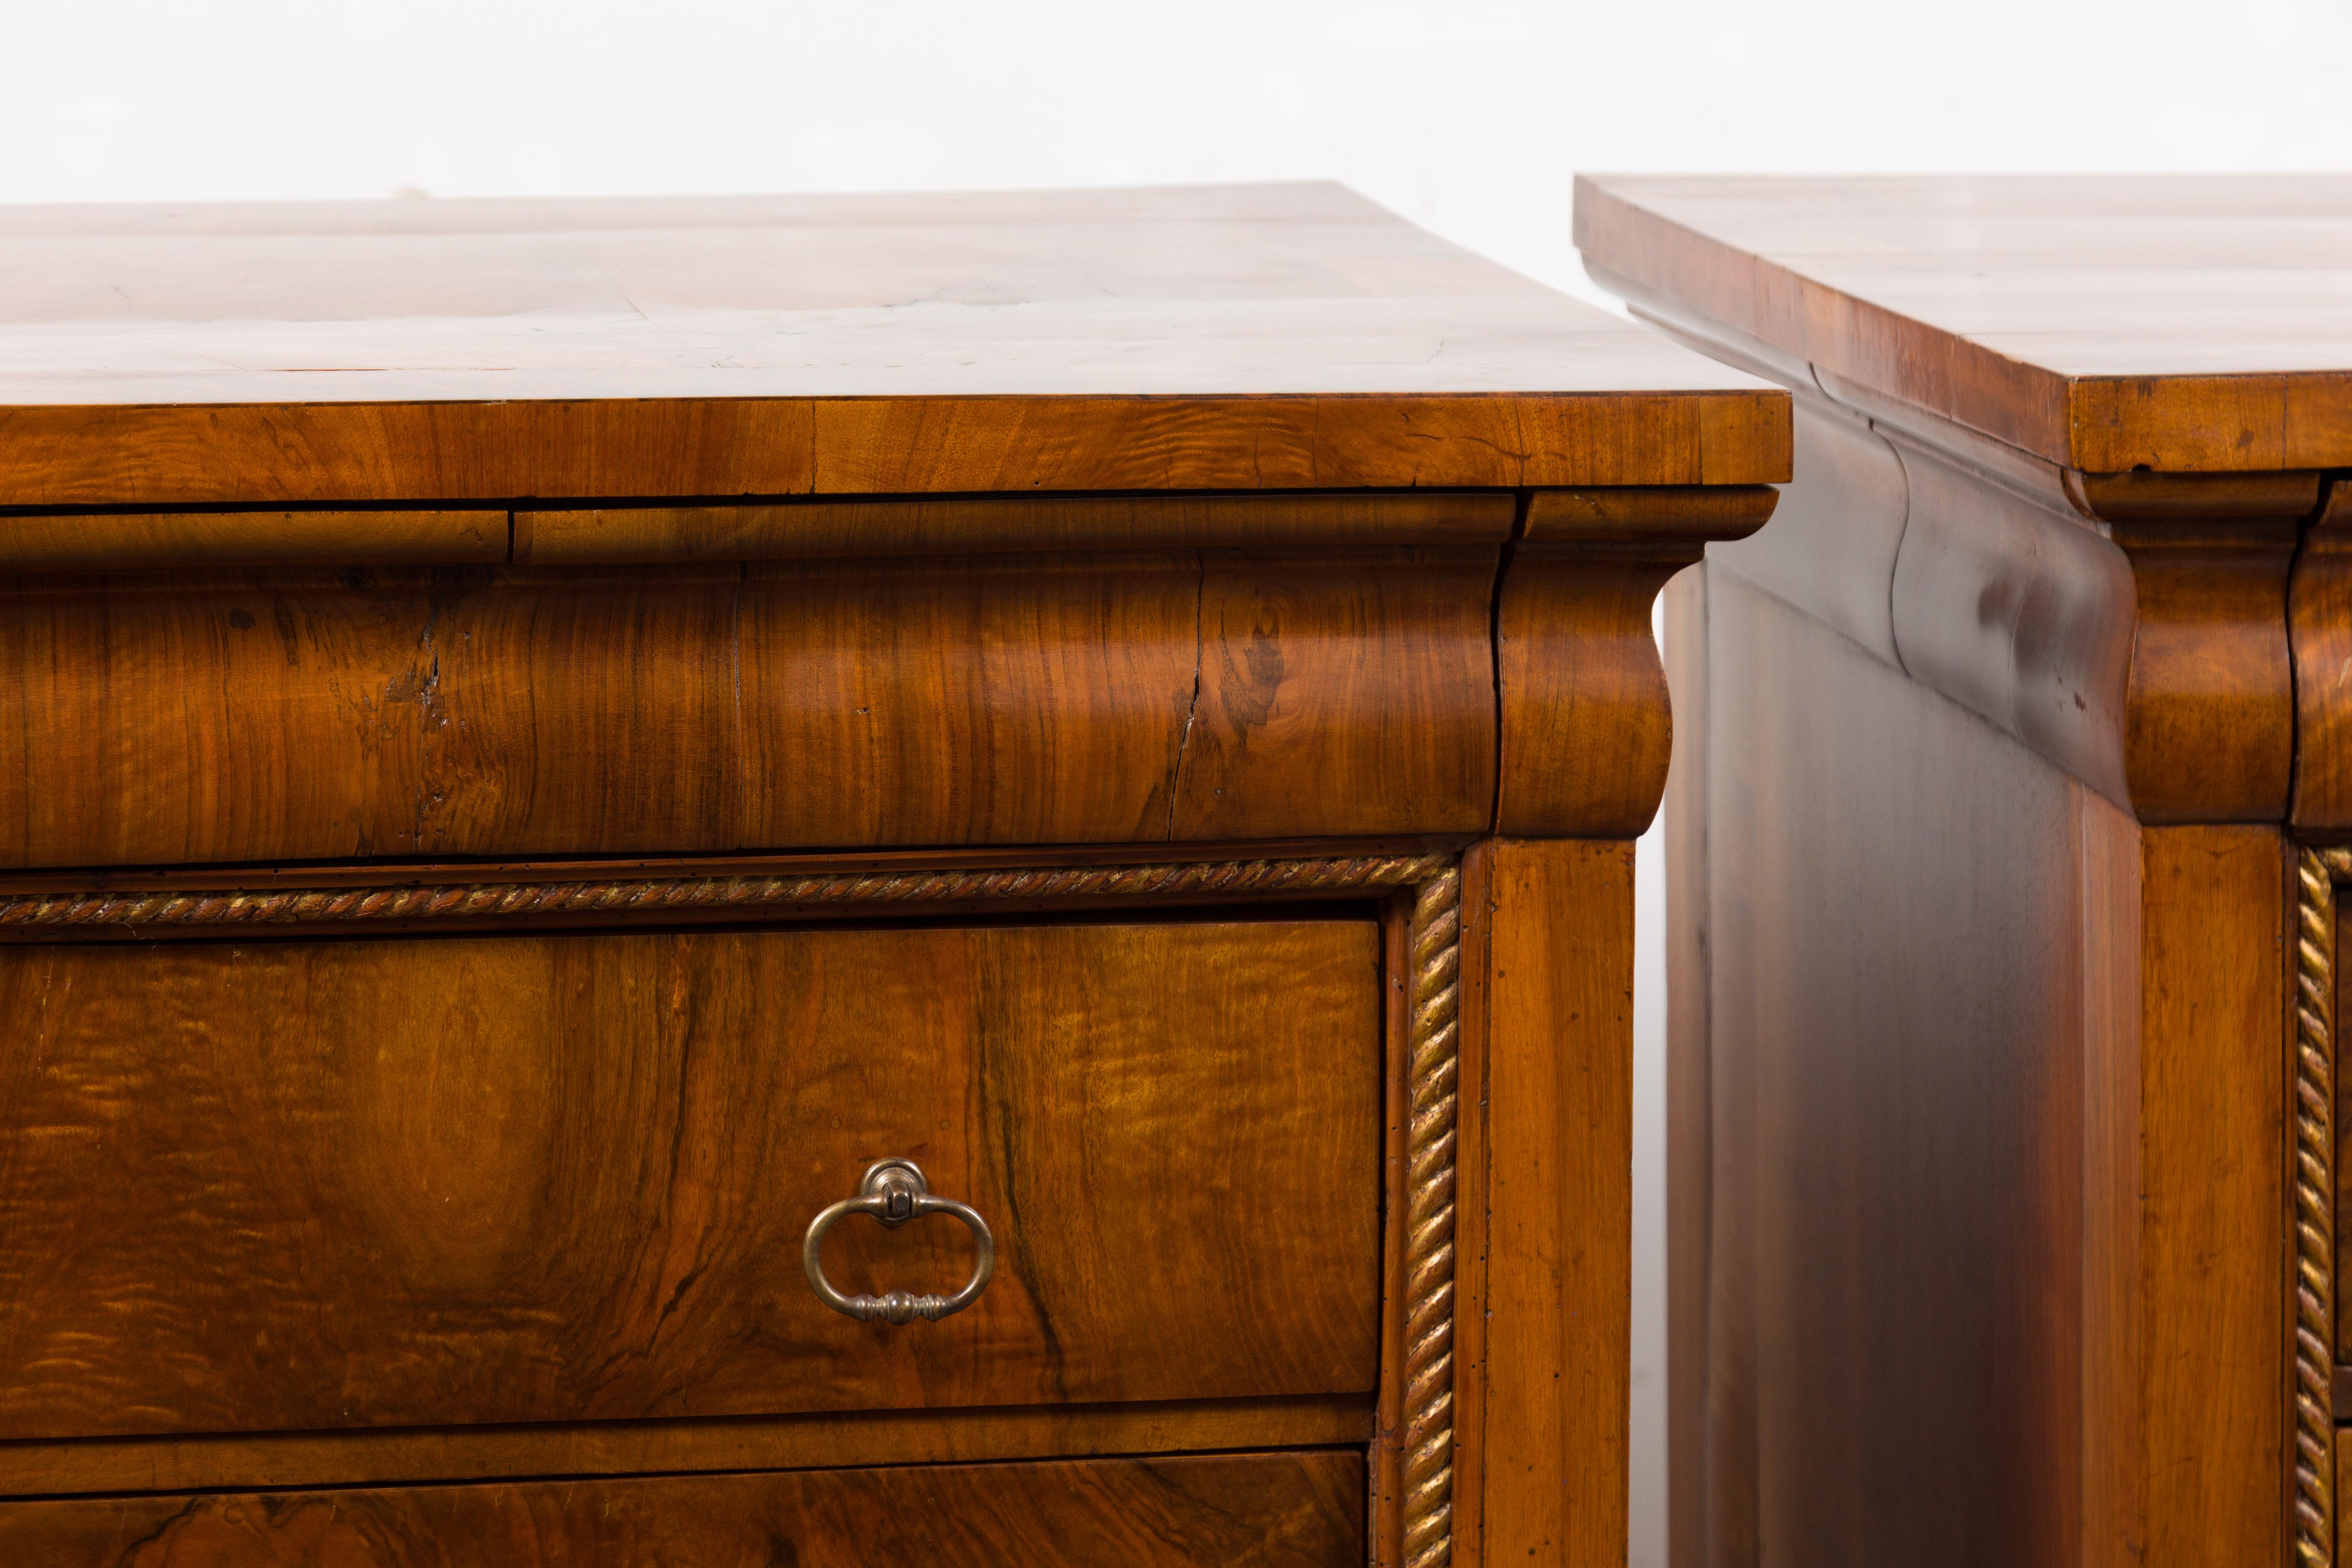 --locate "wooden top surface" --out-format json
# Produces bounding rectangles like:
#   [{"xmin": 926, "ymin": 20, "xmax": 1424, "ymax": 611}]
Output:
[
  {"xmin": 1575, "ymin": 174, "xmax": 2352, "ymax": 474},
  {"xmin": 0, "ymin": 183, "xmax": 1788, "ymax": 504}
]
